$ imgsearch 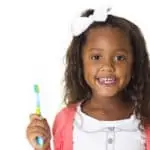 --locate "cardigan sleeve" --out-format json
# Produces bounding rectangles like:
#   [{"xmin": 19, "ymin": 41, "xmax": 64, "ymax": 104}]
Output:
[{"xmin": 52, "ymin": 107, "xmax": 69, "ymax": 150}]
